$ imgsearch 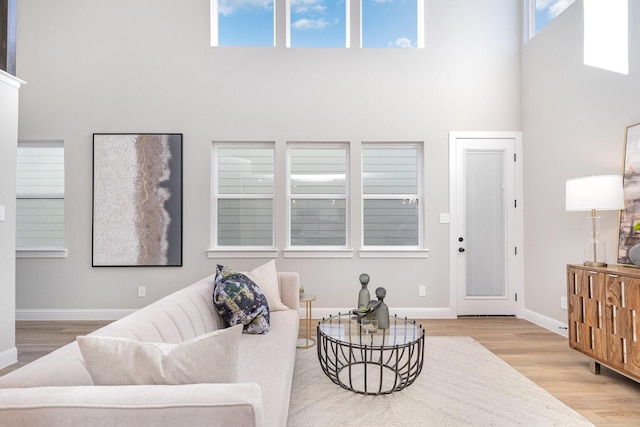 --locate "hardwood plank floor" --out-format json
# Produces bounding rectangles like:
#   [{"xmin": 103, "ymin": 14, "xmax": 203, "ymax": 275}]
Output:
[{"xmin": 2, "ymin": 317, "xmax": 640, "ymax": 425}]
